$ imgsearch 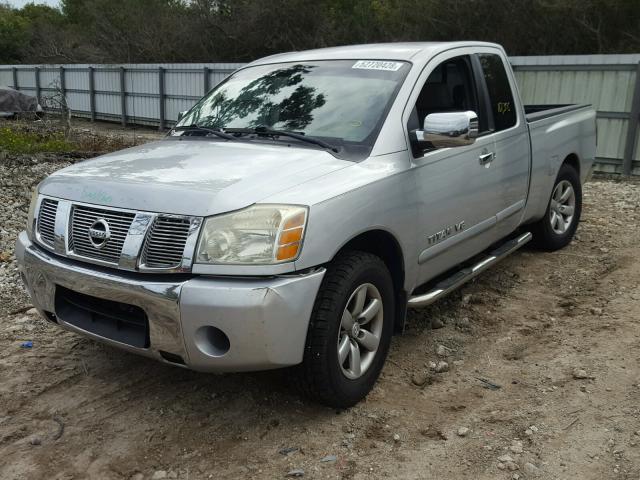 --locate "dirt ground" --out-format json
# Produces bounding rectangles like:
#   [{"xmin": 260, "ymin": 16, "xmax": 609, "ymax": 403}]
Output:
[{"xmin": 1, "ymin": 124, "xmax": 640, "ymax": 479}]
